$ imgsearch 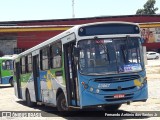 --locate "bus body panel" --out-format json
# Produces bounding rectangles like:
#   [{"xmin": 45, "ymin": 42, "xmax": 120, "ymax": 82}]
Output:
[
  {"xmin": 14, "ymin": 64, "xmax": 67, "ymax": 105},
  {"xmin": 14, "ymin": 72, "xmax": 38, "ymax": 102},
  {"xmin": 0, "ymin": 76, "xmax": 12, "ymax": 84},
  {"xmin": 77, "ymin": 72, "xmax": 148, "ymax": 107},
  {"xmin": 40, "ymin": 70, "xmax": 66, "ymax": 105},
  {"xmin": 81, "ymin": 83, "xmax": 148, "ymax": 107},
  {"xmin": 14, "ymin": 81, "xmax": 18, "ymax": 97},
  {"xmin": 19, "ymin": 73, "xmax": 36, "ymax": 102}
]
